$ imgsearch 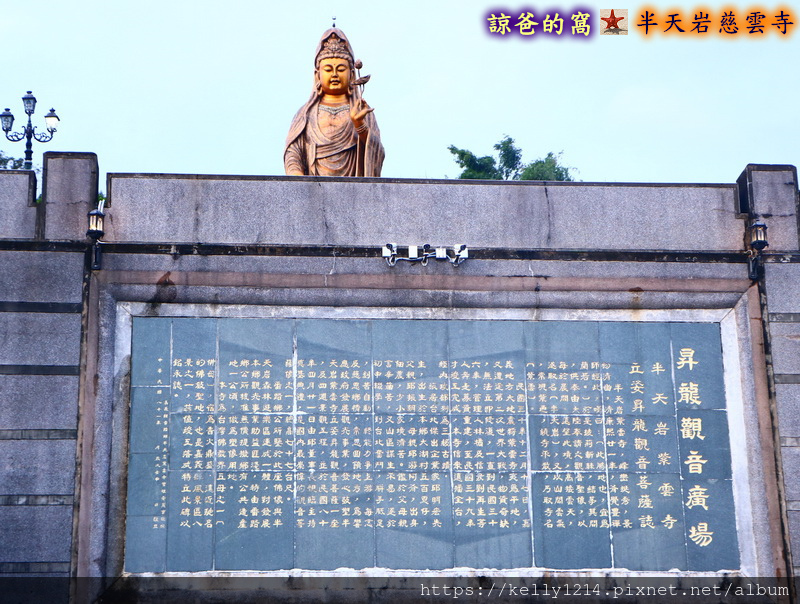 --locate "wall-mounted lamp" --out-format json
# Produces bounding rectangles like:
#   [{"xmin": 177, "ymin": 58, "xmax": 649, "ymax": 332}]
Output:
[
  {"xmin": 747, "ymin": 219, "xmax": 768, "ymax": 281},
  {"xmin": 748, "ymin": 220, "xmax": 768, "ymax": 251},
  {"xmin": 87, "ymin": 199, "xmax": 106, "ymax": 270},
  {"xmin": 382, "ymin": 243, "xmax": 468, "ymax": 267}
]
